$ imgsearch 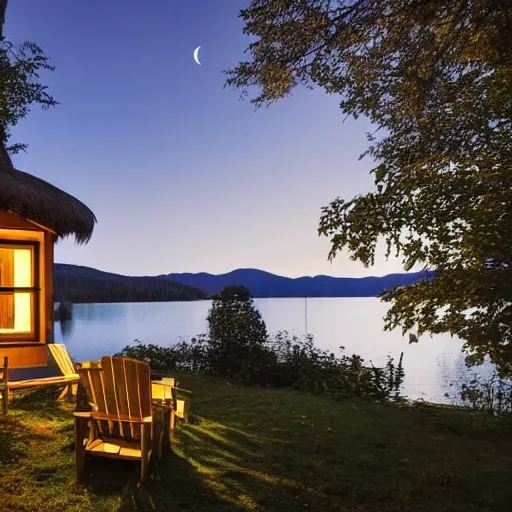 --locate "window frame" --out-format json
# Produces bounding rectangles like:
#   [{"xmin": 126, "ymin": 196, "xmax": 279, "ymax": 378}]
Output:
[{"xmin": 0, "ymin": 239, "xmax": 41, "ymax": 342}]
